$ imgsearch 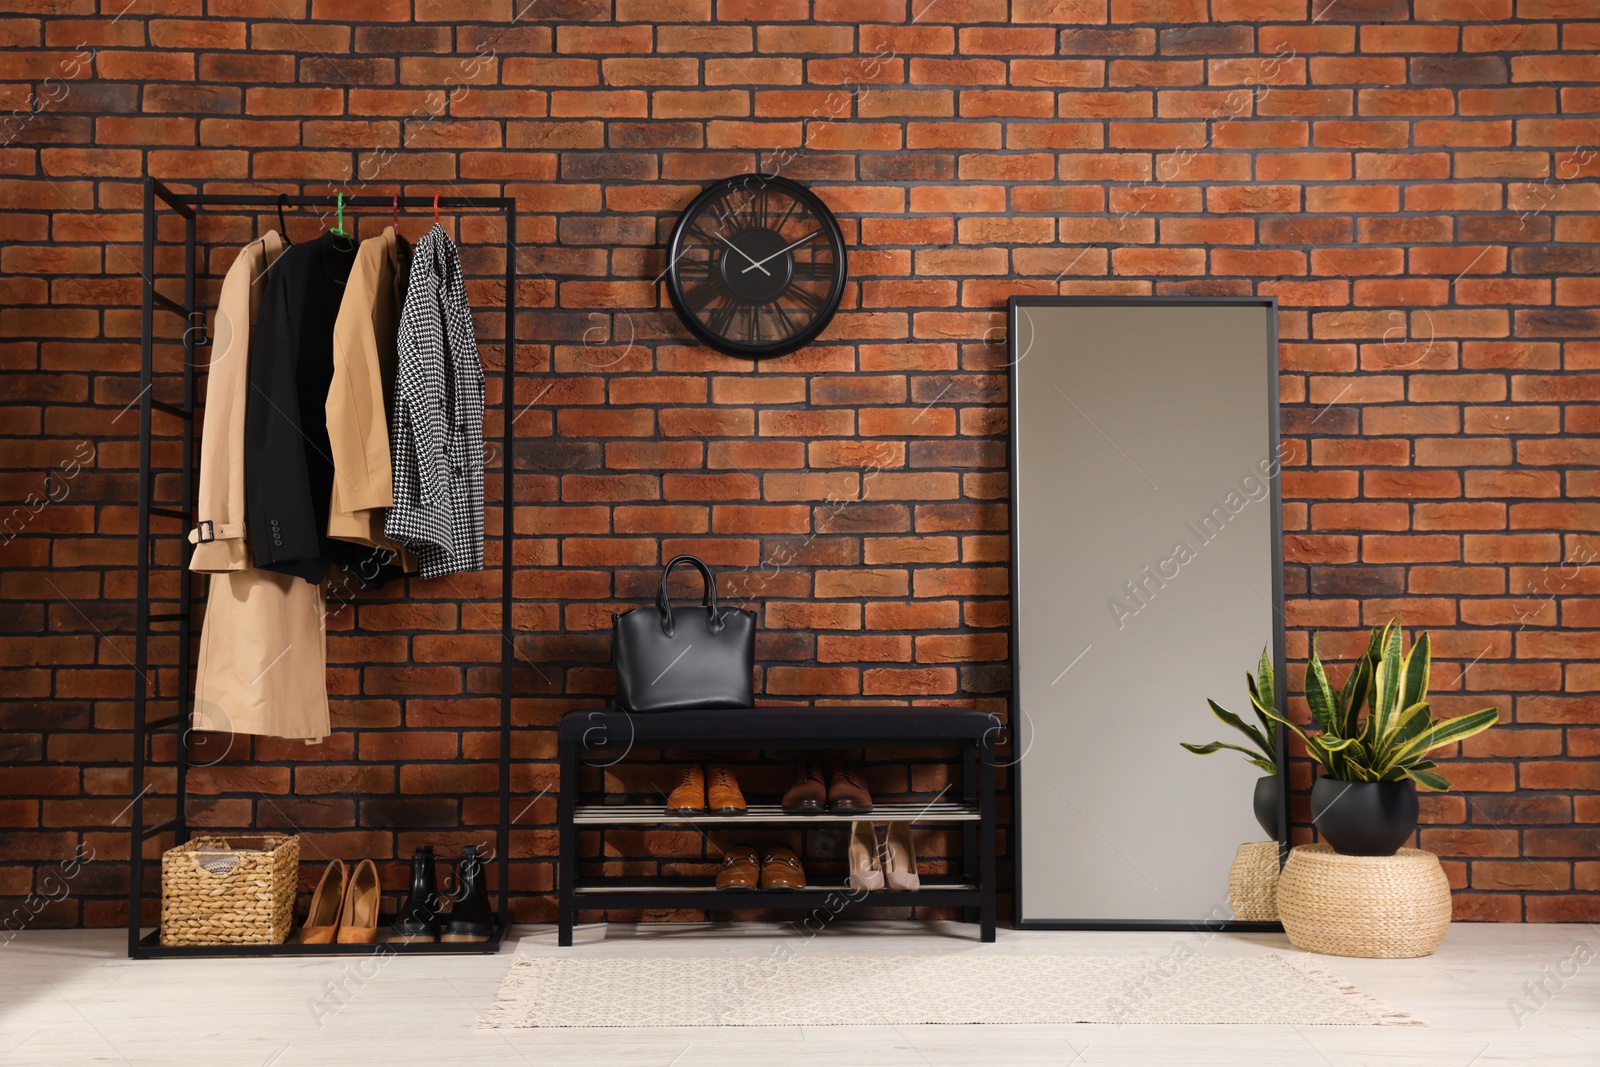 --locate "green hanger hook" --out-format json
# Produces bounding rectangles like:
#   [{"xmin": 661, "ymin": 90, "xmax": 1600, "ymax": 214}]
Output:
[{"xmin": 332, "ymin": 193, "xmax": 350, "ymax": 239}]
